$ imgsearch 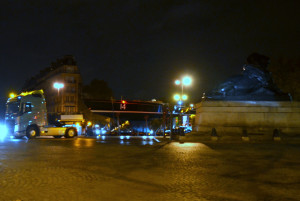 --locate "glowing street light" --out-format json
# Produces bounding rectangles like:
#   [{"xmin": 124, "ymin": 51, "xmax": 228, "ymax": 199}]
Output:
[
  {"xmin": 174, "ymin": 94, "xmax": 181, "ymax": 101},
  {"xmin": 53, "ymin": 82, "xmax": 64, "ymax": 95},
  {"xmin": 53, "ymin": 82, "xmax": 64, "ymax": 113},
  {"xmin": 182, "ymin": 94, "xmax": 188, "ymax": 100},
  {"xmin": 174, "ymin": 94, "xmax": 188, "ymax": 101},
  {"xmin": 174, "ymin": 80, "xmax": 181, "ymax": 85},
  {"xmin": 182, "ymin": 76, "xmax": 192, "ymax": 86},
  {"xmin": 174, "ymin": 75, "xmax": 192, "ymax": 102}
]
